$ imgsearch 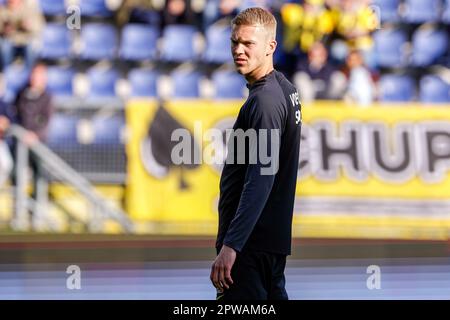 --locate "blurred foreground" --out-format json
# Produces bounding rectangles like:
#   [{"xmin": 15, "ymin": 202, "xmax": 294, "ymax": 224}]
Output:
[{"xmin": 0, "ymin": 234, "xmax": 449, "ymax": 299}]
